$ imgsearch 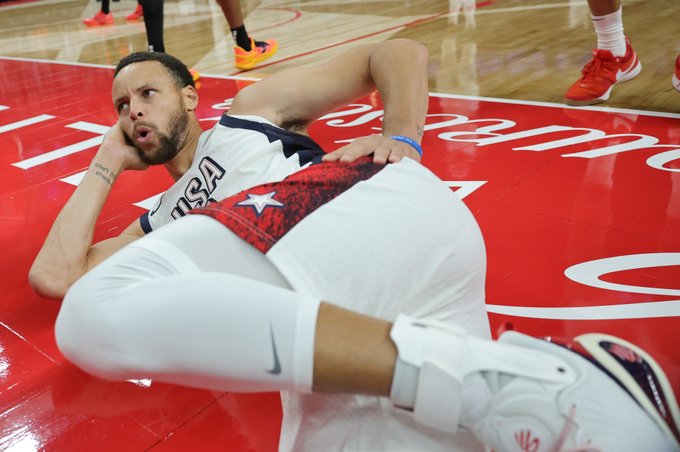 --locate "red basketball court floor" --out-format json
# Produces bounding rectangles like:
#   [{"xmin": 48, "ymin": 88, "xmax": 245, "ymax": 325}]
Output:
[{"xmin": 1, "ymin": 57, "xmax": 679, "ymax": 450}]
